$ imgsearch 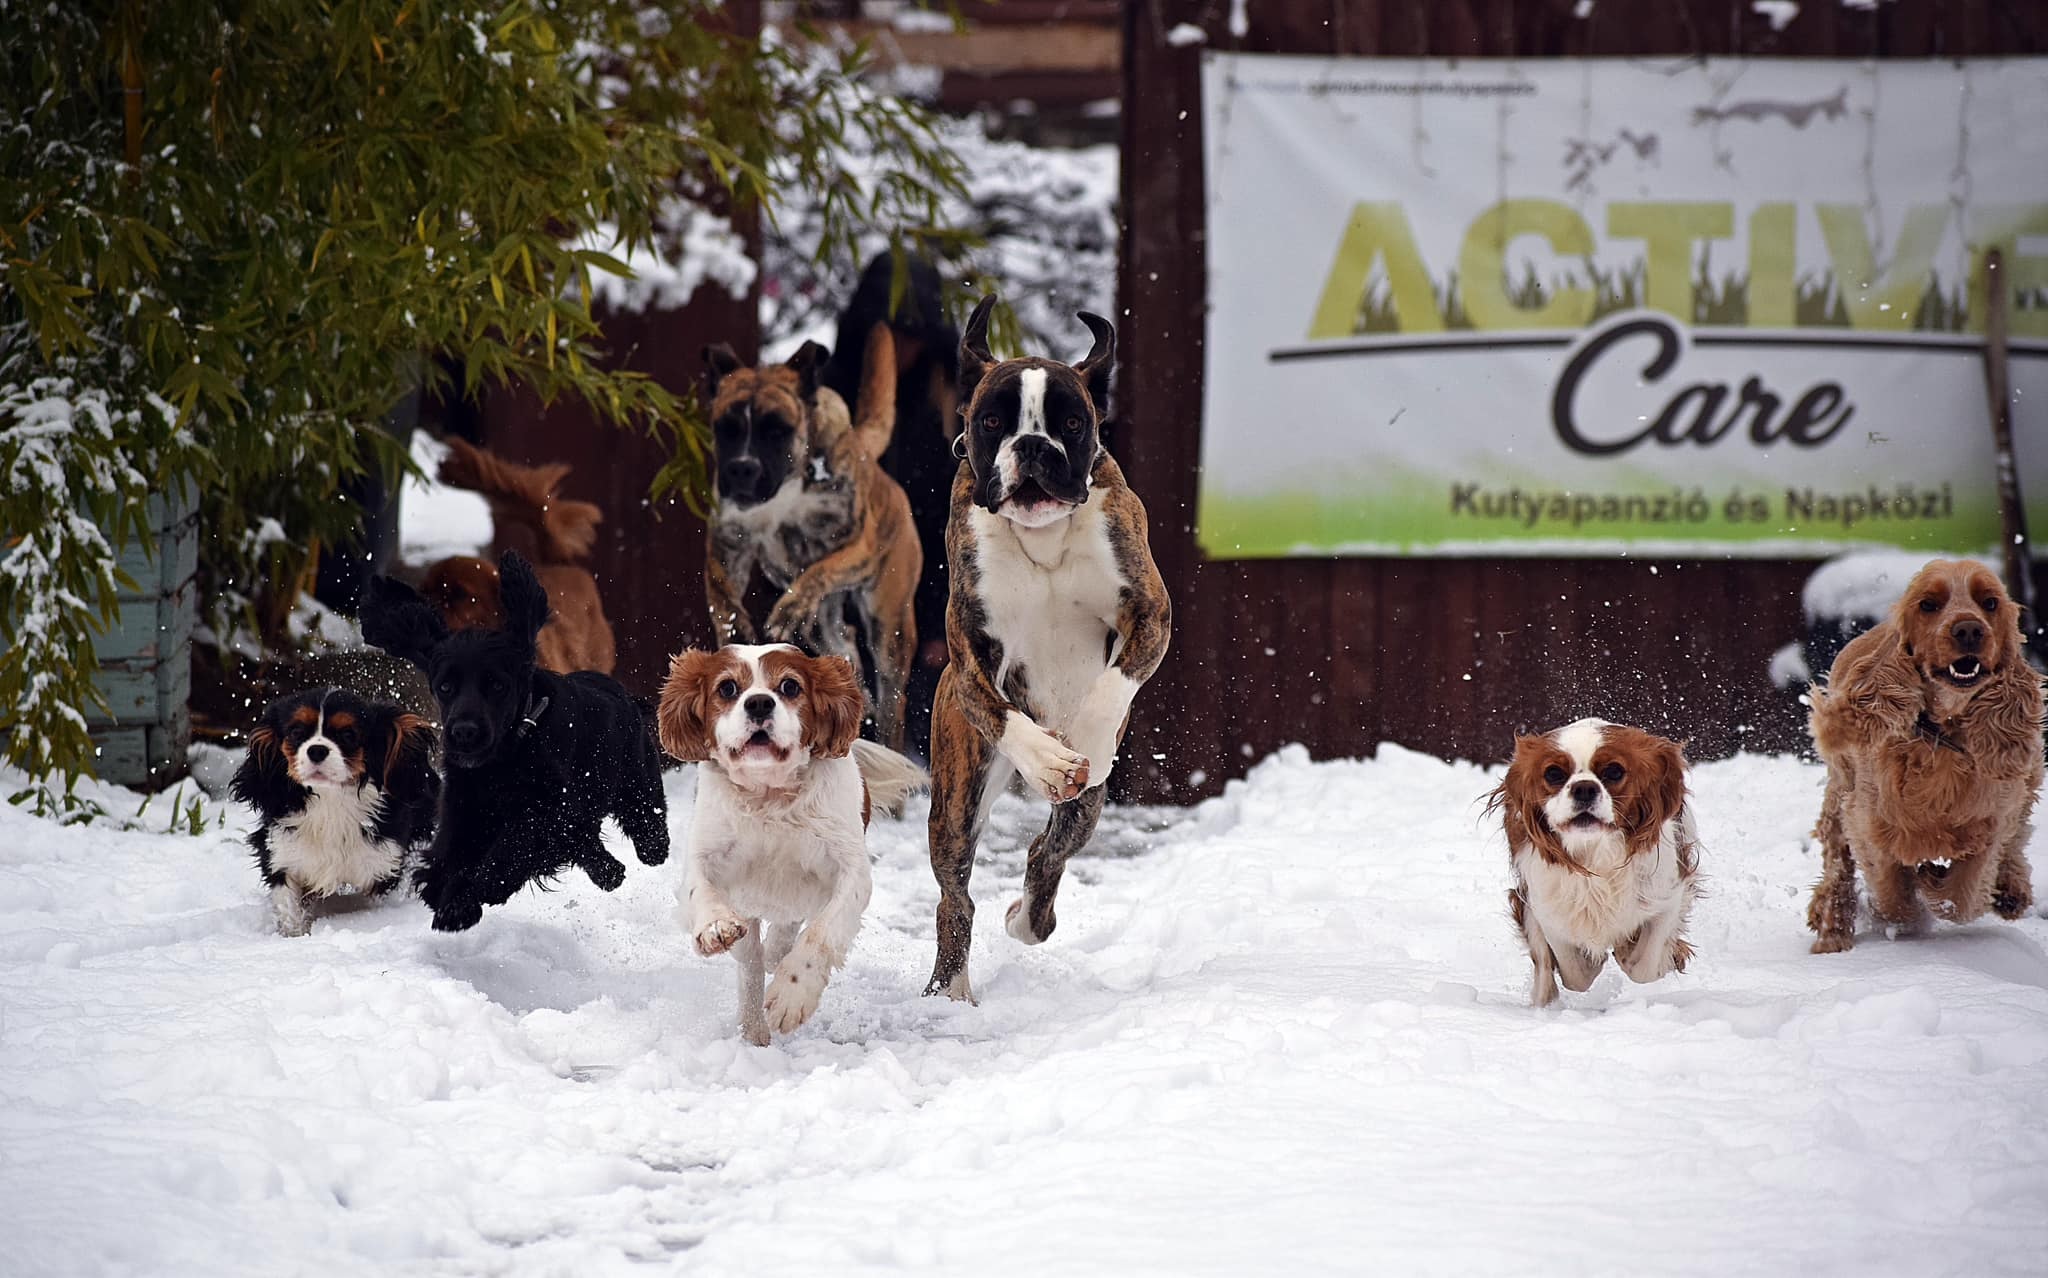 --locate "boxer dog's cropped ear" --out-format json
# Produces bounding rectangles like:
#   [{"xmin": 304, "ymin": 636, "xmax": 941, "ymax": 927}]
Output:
[
  {"xmin": 785, "ymin": 340, "xmax": 829, "ymax": 403},
  {"xmin": 1072, "ymin": 311, "xmax": 1116, "ymax": 417},
  {"xmin": 958, "ymin": 294, "xmax": 999, "ymax": 411},
  {"xmin": 702, "ymin": 343, "xmax": 744, "ymax": 400}
]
